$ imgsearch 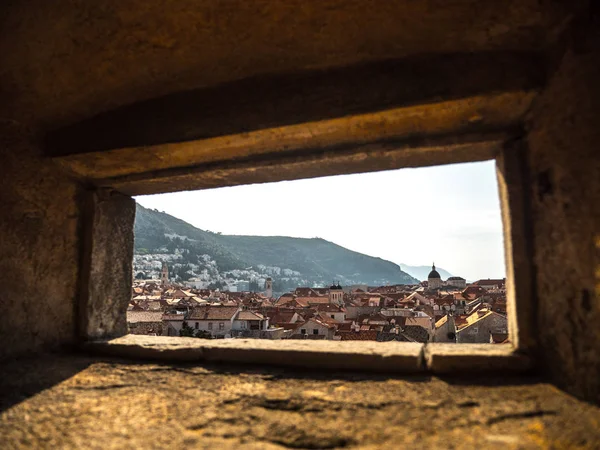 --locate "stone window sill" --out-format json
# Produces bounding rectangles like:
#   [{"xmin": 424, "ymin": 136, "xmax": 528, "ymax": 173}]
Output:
[{"xmin": 84, "ymin": 335, "xmax": 531, "ymax": 374}]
